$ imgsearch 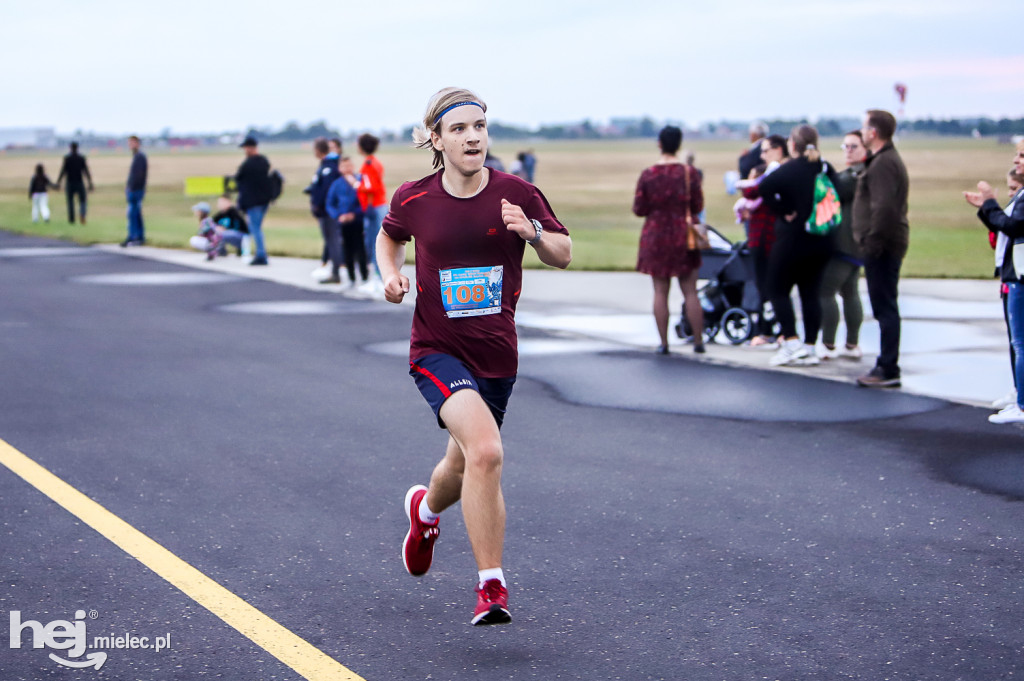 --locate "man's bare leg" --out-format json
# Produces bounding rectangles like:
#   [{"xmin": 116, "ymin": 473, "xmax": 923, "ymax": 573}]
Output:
[
  {"xmin": 436, "ymin": 389, "xmax": 505, "ymax": 570},
  {"xmin": 424, "ymin": 436, "xmax": 465, "ymax": 516}
]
